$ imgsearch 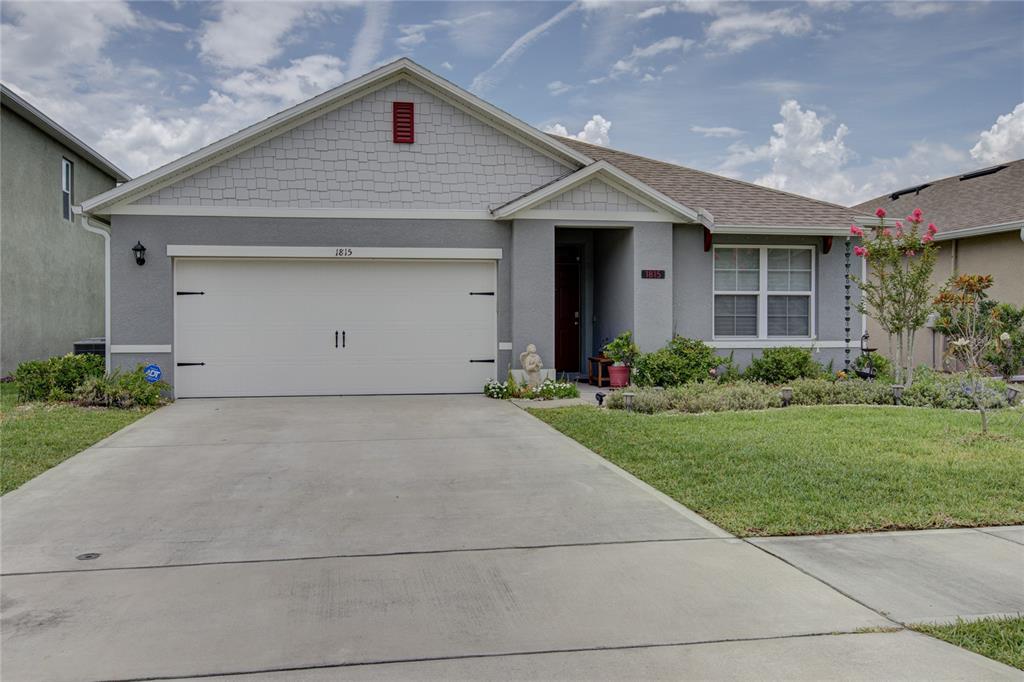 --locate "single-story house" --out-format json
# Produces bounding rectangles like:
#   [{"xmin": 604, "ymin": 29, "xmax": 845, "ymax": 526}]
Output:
[
  {"xmin": 79, "ymin": 58, "xmax": 872, "ymax": 398},
  {"xmin": 1, "ymin": 84, "xmax": 129, "ymax": 374},
  {"xmin": 853, "ymin": 159, "xmax": 1024, "ymax": 370}
]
